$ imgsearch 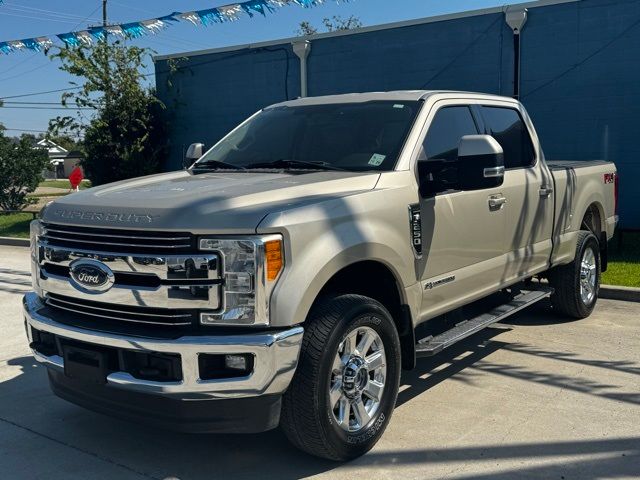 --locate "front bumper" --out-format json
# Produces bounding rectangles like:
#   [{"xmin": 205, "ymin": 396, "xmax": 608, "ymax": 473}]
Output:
[{"xmin": 23, "ymin": 292, "xmax": 304, "ymax": 432}]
